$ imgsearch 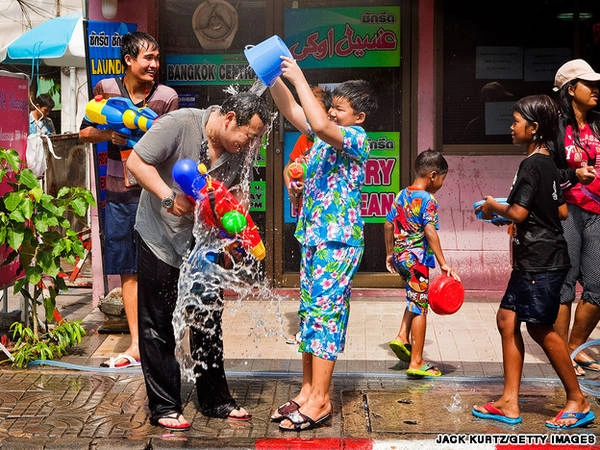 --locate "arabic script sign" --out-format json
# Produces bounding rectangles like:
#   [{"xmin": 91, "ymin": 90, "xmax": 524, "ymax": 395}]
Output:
[{"xmin": 284, "ymin": 6, "xmax": 400, "ymax": 68}]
